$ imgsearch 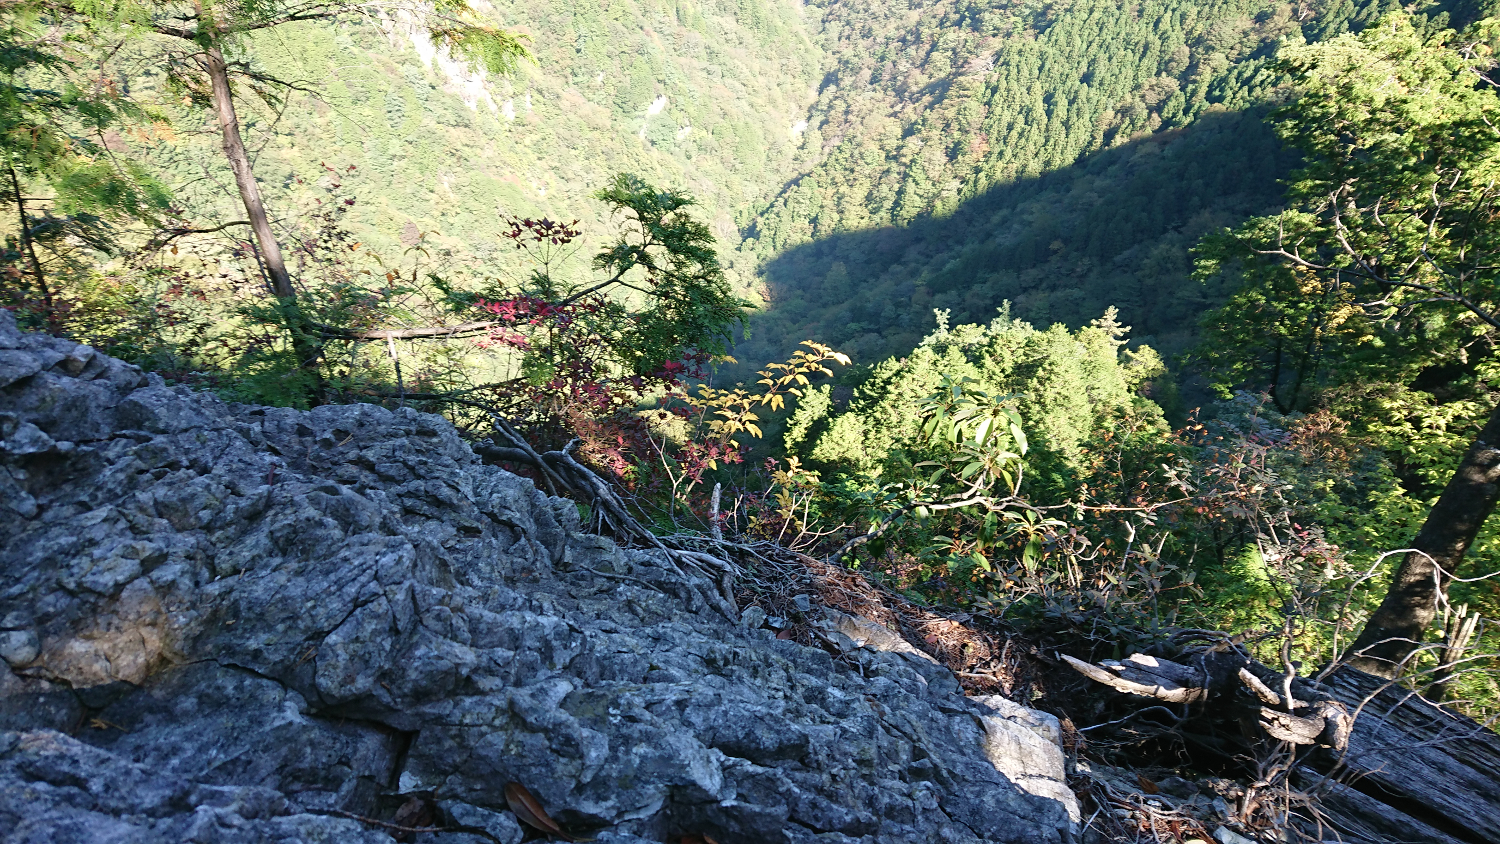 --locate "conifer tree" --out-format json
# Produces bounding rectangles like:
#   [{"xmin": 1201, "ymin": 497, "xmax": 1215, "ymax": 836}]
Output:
[
  {"xmin": 47, "ymin": 0, "xmax": 527, "ymax": 376},
  {"xmin": 0, "ymin": 9, "xmax": 169, "ymax": 327}
]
